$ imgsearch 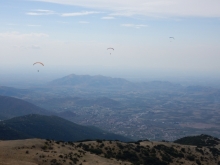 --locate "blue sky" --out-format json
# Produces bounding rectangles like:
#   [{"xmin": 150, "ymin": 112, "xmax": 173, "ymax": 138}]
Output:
[{"xmin": 1, "ymin": 0, "xmax": 220, "ymax": 84}]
